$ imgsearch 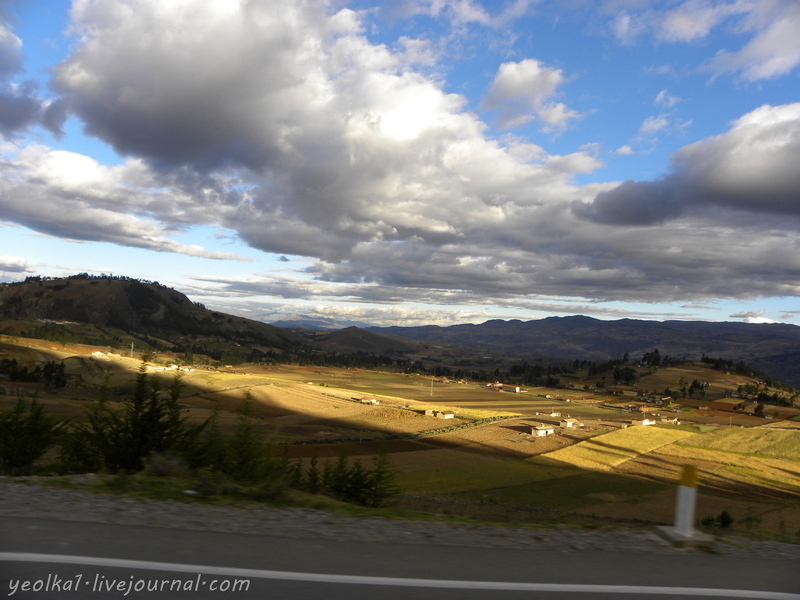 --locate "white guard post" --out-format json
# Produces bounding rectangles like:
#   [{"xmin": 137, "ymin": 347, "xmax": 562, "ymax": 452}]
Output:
[
  {"xmin": 674, "ymin": 464, "xmax": 698, "ymax": 536},
  {"xmin": 655, "ymin": 464, "xmax": 714, "ymax": 549}
]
